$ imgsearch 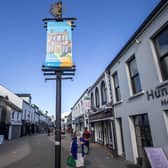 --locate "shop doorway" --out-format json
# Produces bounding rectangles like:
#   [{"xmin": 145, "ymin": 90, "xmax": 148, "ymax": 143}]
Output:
[{"xmin": 133, "ymin": 114, "xmax": 153, "ymax": 158}]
